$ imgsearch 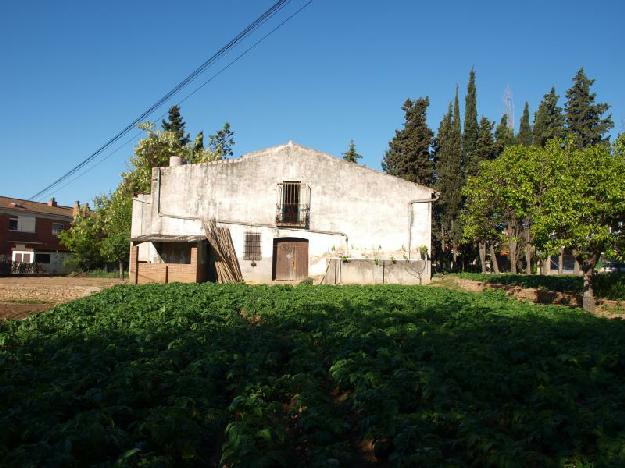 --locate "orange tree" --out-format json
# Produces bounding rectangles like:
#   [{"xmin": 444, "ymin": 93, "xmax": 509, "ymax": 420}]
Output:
[{"xmin": 532, "ymin": 139, "xmax": 625, "ymax": 311}]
